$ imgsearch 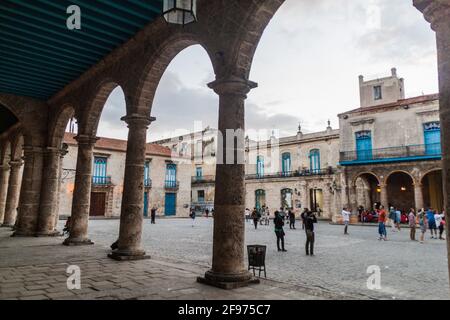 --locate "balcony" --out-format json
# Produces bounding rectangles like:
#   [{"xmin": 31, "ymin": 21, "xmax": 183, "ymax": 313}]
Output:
[
  {"xmin": 144, "ymin": 178, "xmax": 152, "ymax": 188},
  {"xmin": 92, "ymin": 176, "xmax": 112, "ymax": 186},
  {"xmin": 245, "ymin": 168, "xmax": 334, "ymax": 180},
  {"xmin": 191, "ymin": 175, "xmax": 215, "ymax": 184},
  {"xmin": 165, "ymin": 180, "xmax": 180, "ymax": 190},
  {"xmin": 340, "ymin": 143, "xmax": 441, "ymax": 166}
]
